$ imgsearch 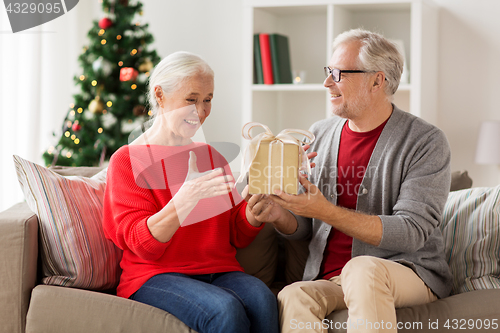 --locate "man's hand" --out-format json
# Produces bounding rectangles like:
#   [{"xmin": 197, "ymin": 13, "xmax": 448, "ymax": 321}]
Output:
[
  {"xmin": 271, "ymin": 173, "xmax": 329, "ymax": 220},
  {"xmin": 303, "ymin": 144, "xmax": 317, "ymax": 168}
]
